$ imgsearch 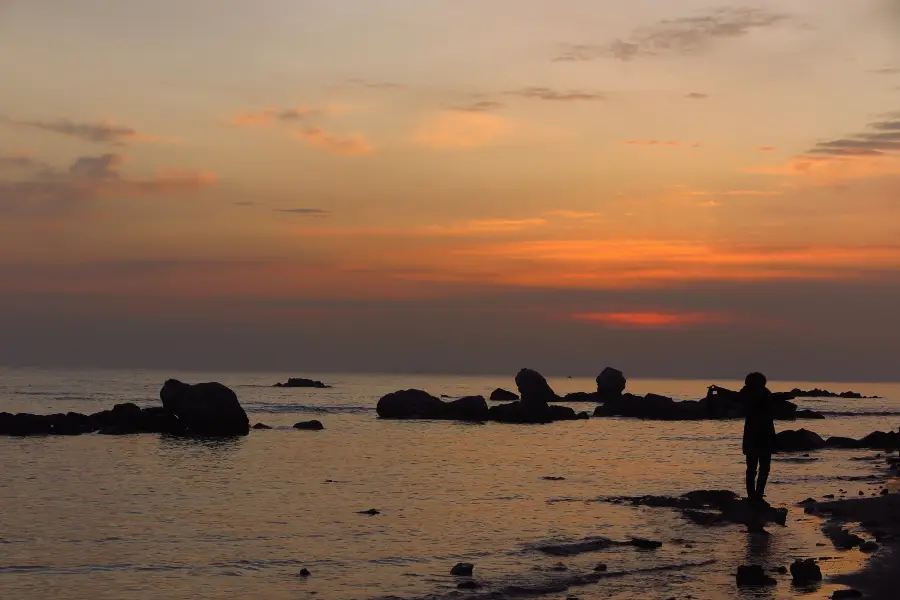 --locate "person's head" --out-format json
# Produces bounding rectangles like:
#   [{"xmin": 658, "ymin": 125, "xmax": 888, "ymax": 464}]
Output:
[{"xmin": 744, "ymin": 372, "xmax": 767, "ymax": 390}]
